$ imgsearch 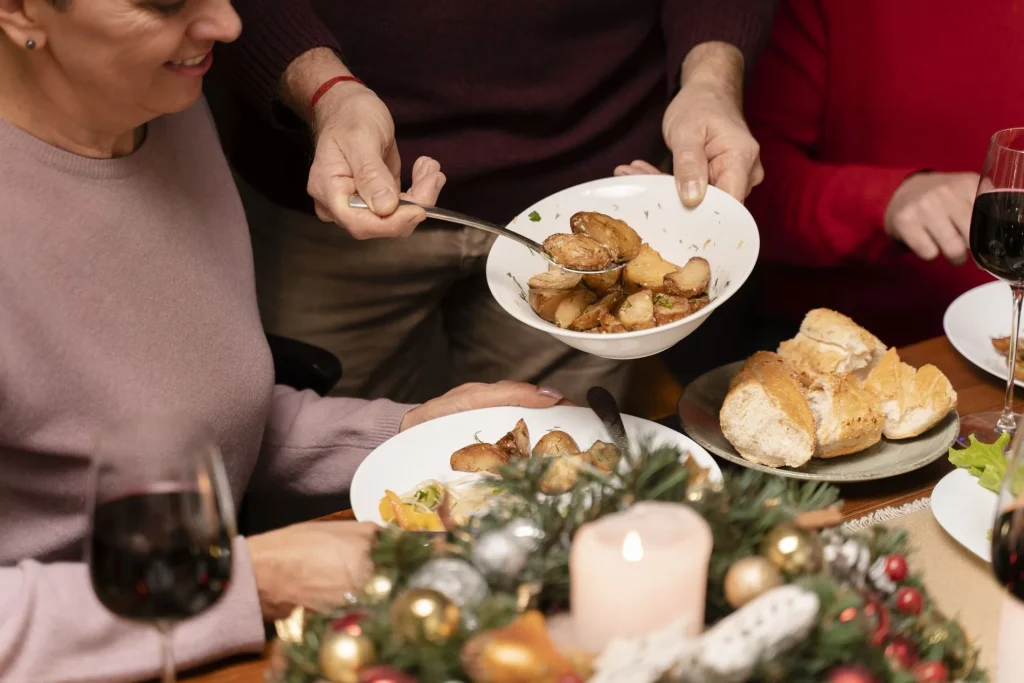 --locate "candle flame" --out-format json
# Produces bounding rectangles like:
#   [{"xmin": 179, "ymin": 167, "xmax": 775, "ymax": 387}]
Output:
[{"xmin": 622, "ymin": 530, "xmax": 644, "ymax": 562}]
